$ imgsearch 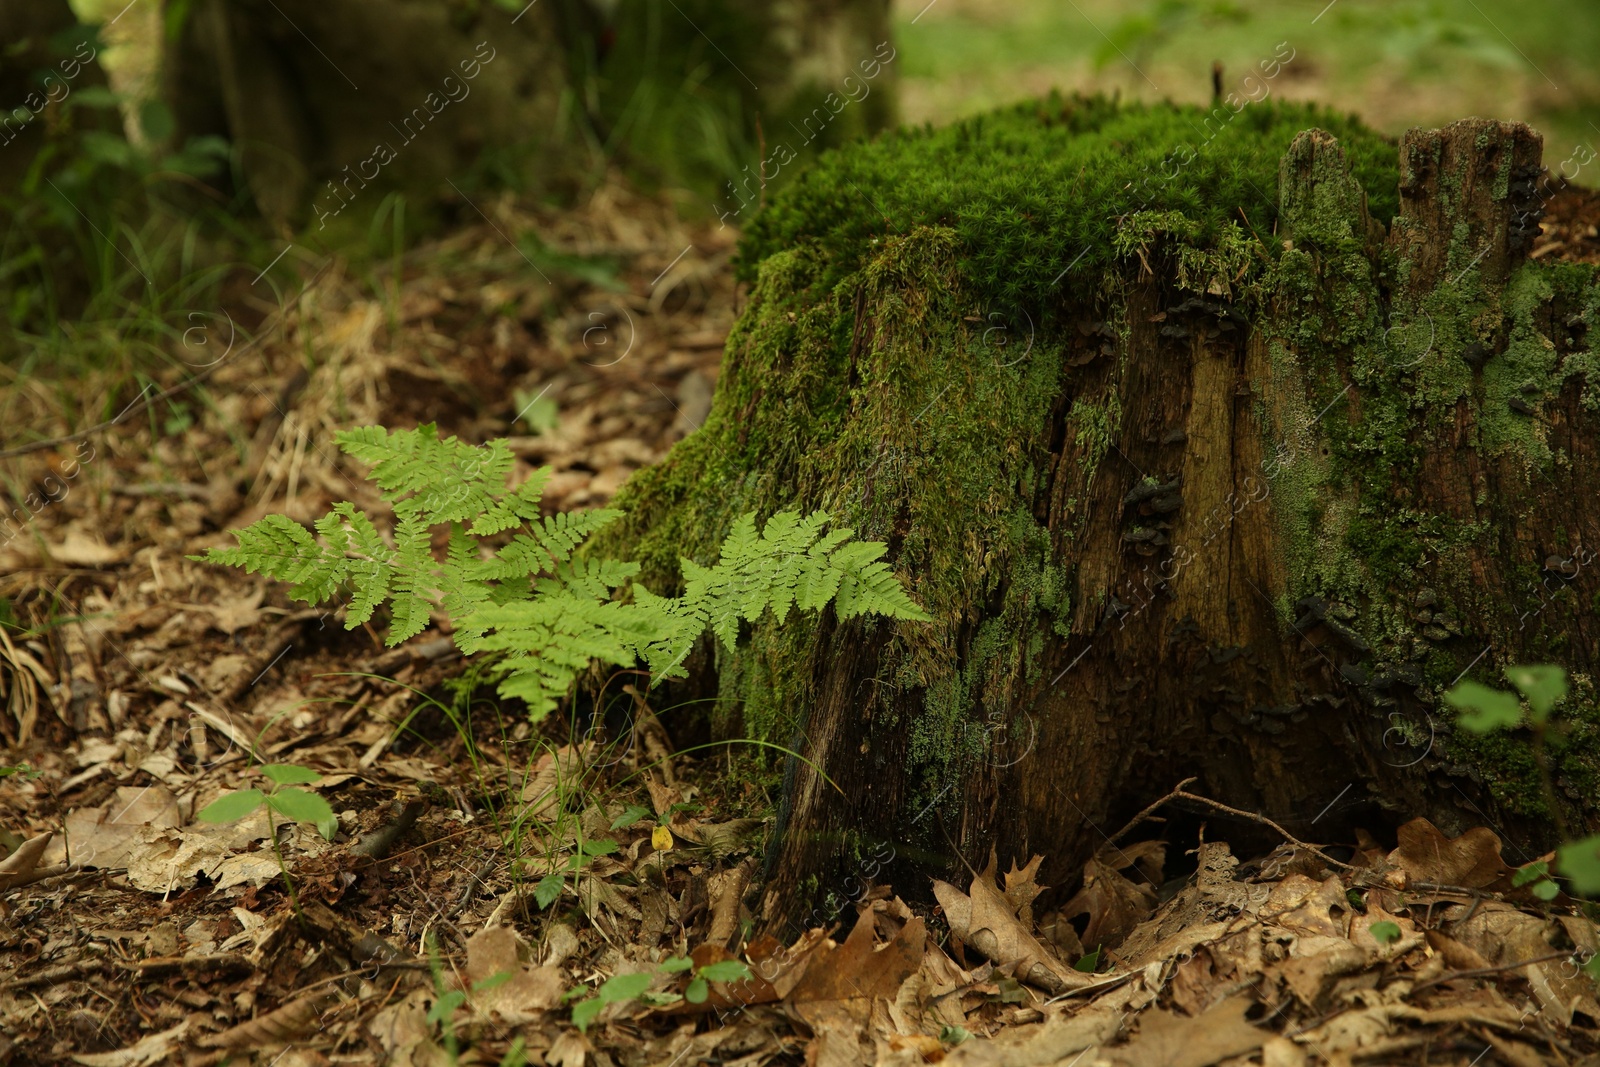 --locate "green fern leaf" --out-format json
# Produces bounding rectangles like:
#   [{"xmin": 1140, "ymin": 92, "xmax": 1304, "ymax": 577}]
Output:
[
  {"xmin": 202, "ymin": 426, "xmax": 930, "ymax": 723},
  {"xmin": 470, "ymin": 467, "xmax": 553, "ymax": 535},
  {"xmin": 198, "ymin": 515, "xmax": 345, "ymax": 604},
  {"xmin": 385, "ymin": 515, "xmax": 436, "ymax": 644}
]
